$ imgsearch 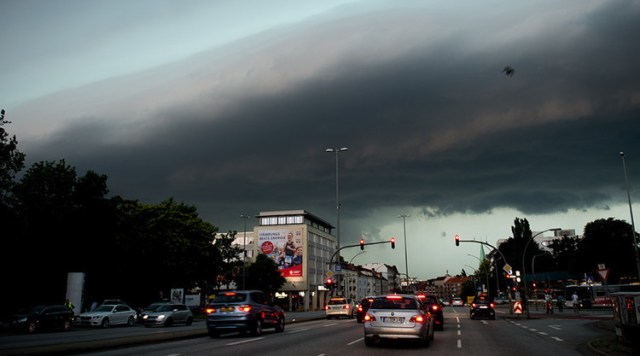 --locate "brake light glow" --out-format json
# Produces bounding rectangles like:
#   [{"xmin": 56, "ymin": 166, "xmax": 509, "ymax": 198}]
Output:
[
  {"xmin": 237, "ymin": 305, "xmax": 252, "ymax": 312},
  {"xmin": 386, "ymin": 295, "xmax": 402, "ymax": 300},
  {"xmin": 343, "ymin": 304, "xmax": 350, "ymax": 309},
  {"xmin": 472, "ymin": 303, "xmax": 477, "ymax": 308},
  {"xmin": 409, "ymin": 315, "xmax": 425, "ymax": 323},
  {"xmin": 431, "ymin": 305, "xmax": 440, "ymax": 311},
  {"xmin": 223, "ymin": 292, "xmax": 237, "ymax": 296},
  {"xmin": 364, "ymin": 314, "xmax": 376, "ymax": 321},
  {"xmin": 490, "ymin": 303, "xmax": 495, "ymax": 308},
  {"xmin": 205, "ymin": 307, "xmax": 216, "ymax": 314},
  {"xmin": 325, "ymin": 305, "xmax": 329, "ymax": 310}
]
